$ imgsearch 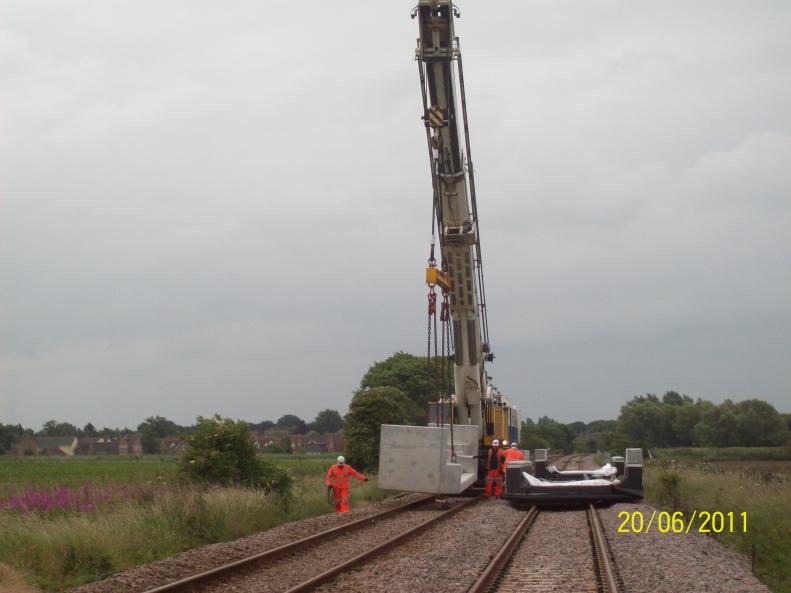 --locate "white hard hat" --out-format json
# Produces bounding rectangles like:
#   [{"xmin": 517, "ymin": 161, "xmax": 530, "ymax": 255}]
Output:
[
  {"xmin": 337, "ymin": 456, "xmax": 345, "ymax": 465},
  {"xmin": 511, "ymin": 442, "xmax": 518, "ymax": 448},
  {"xmin": 503, "ymin": 440, "xmax": 509, "ymax": 447},
  {"xmin": 492, "ymin": 439, "xmax": 500, "ymax": 446}
]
